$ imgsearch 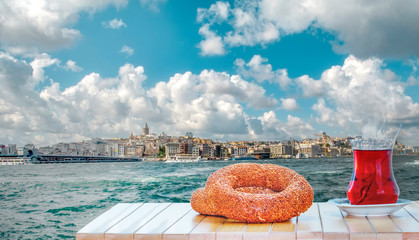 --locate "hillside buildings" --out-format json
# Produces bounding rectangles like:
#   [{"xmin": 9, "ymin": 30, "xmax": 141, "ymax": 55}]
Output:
[{"xmin": 1, "ymin": 125, "xmax": 418, "ymax": 159}]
